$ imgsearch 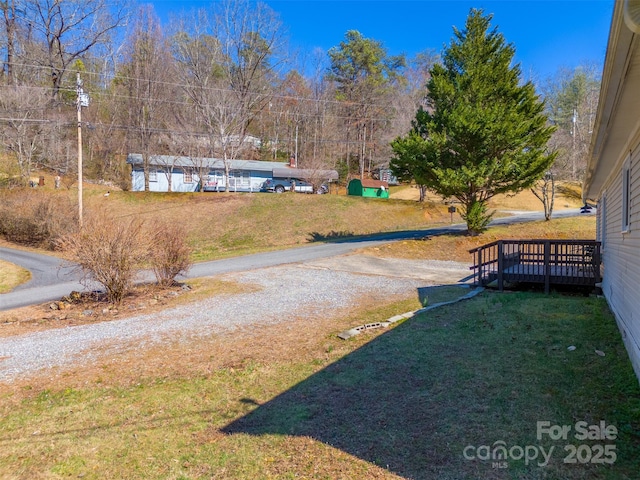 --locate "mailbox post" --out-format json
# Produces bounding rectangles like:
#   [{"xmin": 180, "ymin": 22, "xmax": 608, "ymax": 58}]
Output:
[{"xmin": 448, "ymin": 205, "xmax": 457, "ymax": 223}]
